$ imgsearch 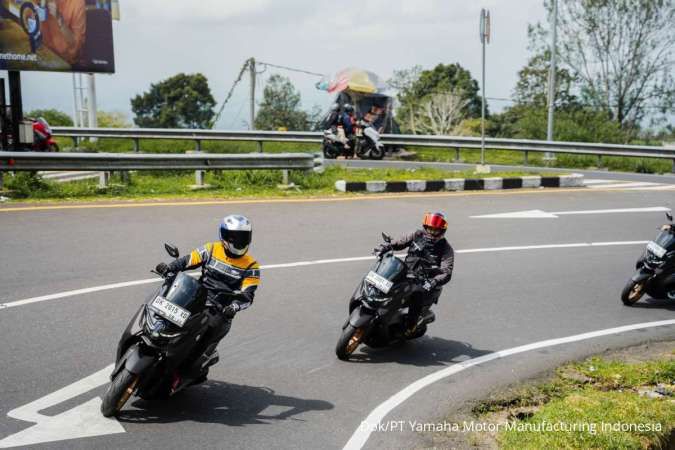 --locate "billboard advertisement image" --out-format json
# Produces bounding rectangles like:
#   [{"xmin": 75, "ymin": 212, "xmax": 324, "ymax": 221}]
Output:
[{"xmin": 0, "ymin": 0, "xmax": 115, "ymax": 73}]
